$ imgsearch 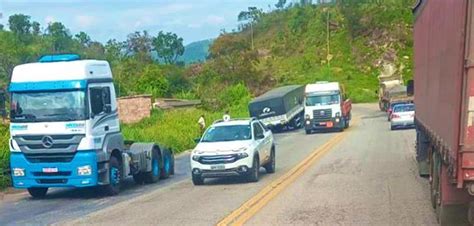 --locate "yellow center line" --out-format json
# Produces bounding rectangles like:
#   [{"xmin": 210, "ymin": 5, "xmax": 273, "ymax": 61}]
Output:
[{"xmin": 217, "ymin": 117, "xmax": 361, "ymax": 226}]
